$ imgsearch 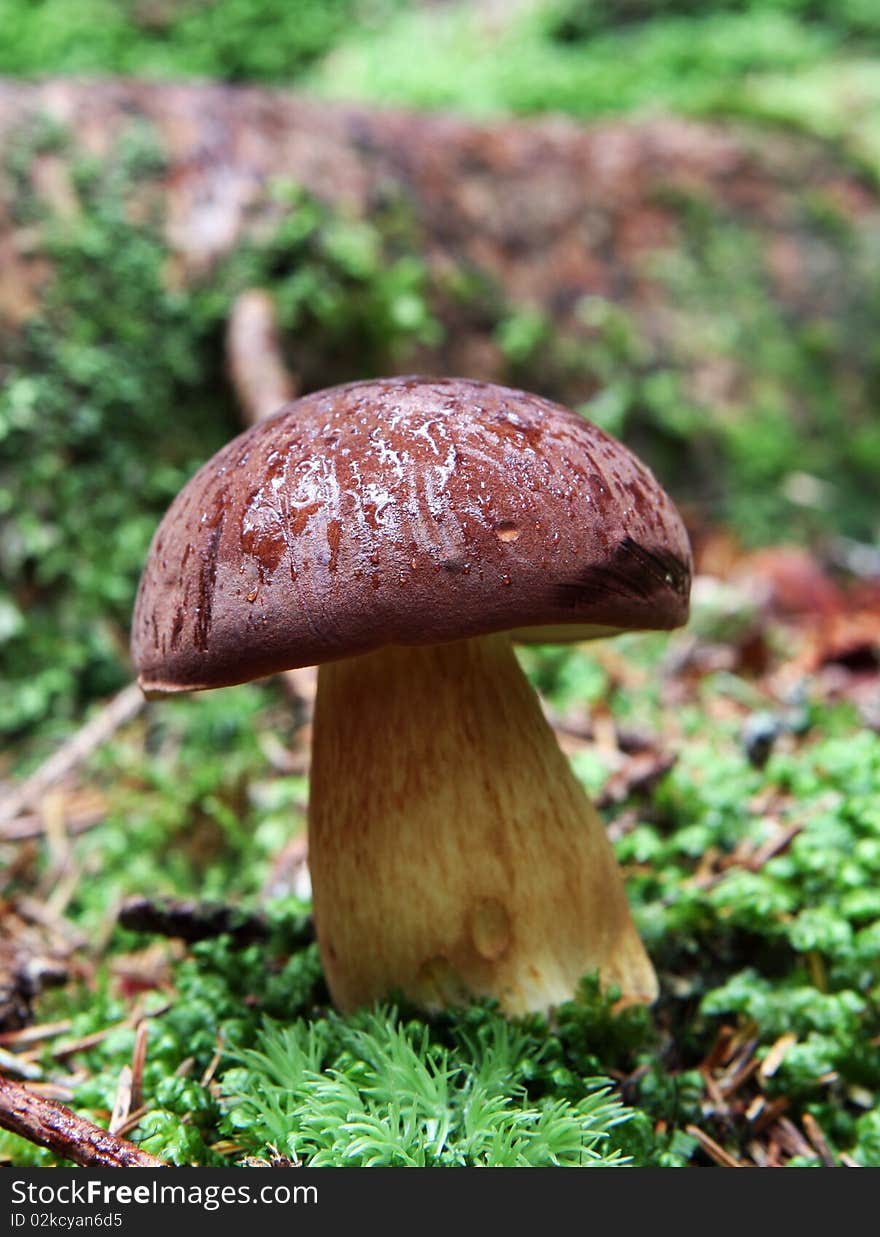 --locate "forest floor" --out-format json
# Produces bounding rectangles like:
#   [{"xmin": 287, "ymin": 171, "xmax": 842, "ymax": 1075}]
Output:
[
  {"xmin": 1, "ymin": 0, "xmax": 880, "ymax": 1169},
  {"xmin": 2, "ymin": 533, "xmax": 879, "ymax": 1167}
]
